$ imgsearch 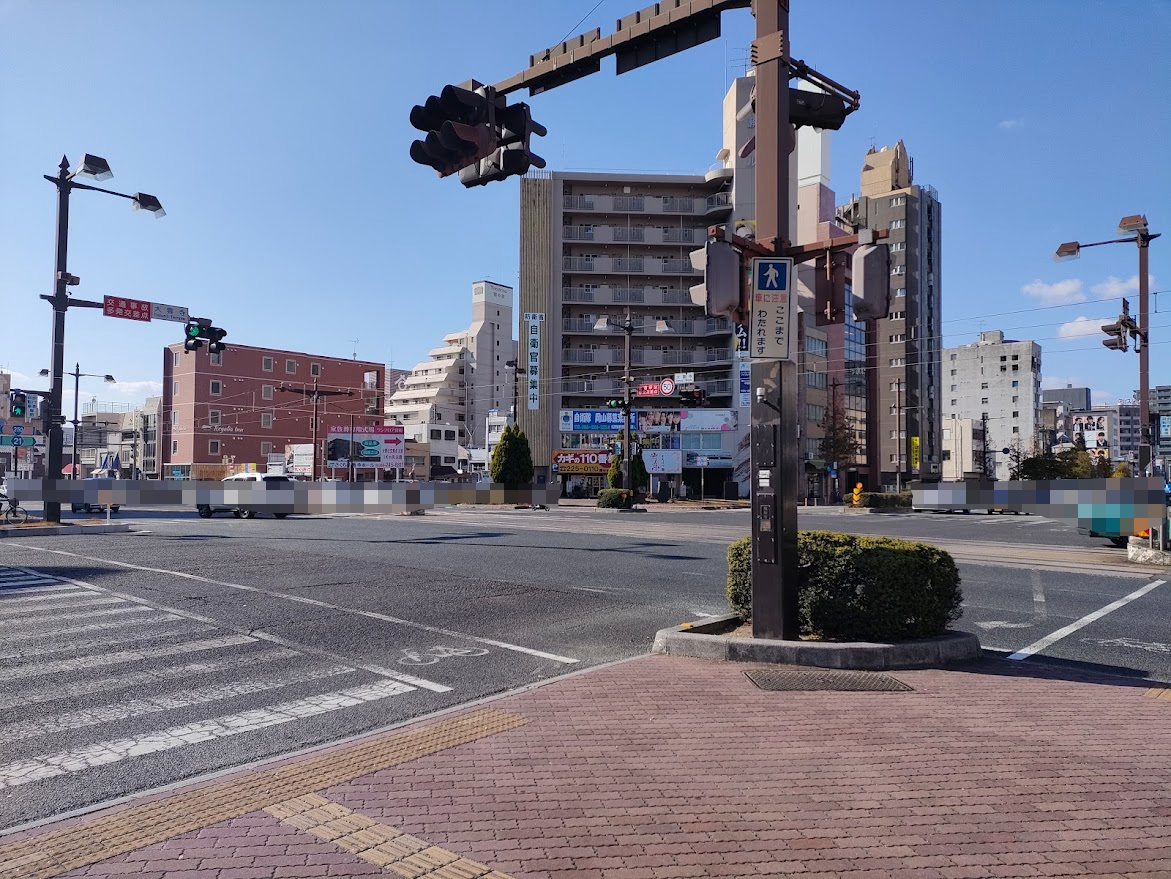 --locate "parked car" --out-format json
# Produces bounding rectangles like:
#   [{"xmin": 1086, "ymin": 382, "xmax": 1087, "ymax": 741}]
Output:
[
  {"xmin": 71, "ymin": 477, "xmax": 121, "ymax": 515},
  {"xmin": 196, "ymin": 473, "xmax": 293, "ymax": 519}
]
